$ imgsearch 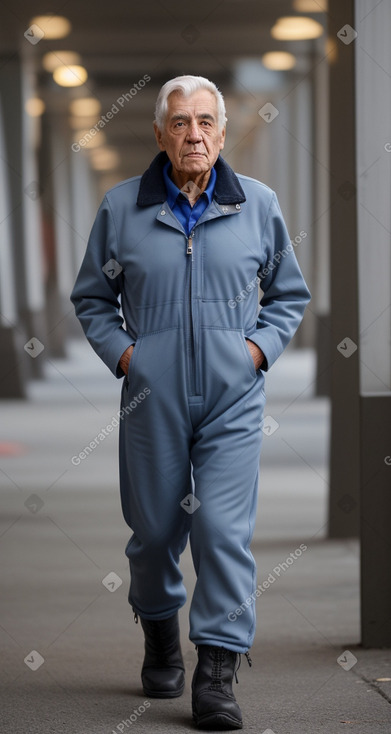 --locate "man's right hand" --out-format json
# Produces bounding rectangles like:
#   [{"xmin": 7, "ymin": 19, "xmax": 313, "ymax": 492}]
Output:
[{"xmin": 119, "ymin": 345, "xmax": 134, "ymax": 376}]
